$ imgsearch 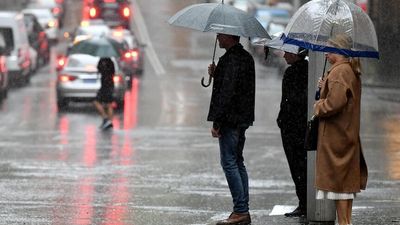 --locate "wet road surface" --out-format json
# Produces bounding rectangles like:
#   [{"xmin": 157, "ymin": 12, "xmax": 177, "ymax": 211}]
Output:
[{"xmin": 0, "ymin": 0, "xmax": 399, "ymax": 224}]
